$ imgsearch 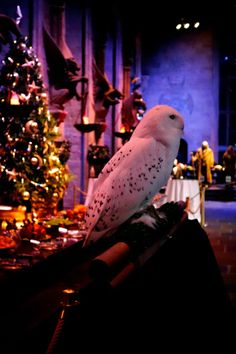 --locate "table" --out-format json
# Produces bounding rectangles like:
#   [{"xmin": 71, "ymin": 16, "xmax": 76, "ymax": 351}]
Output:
[{"xmin": 158, "ymin": 178, "xmax": 201, "ymax": 223}]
